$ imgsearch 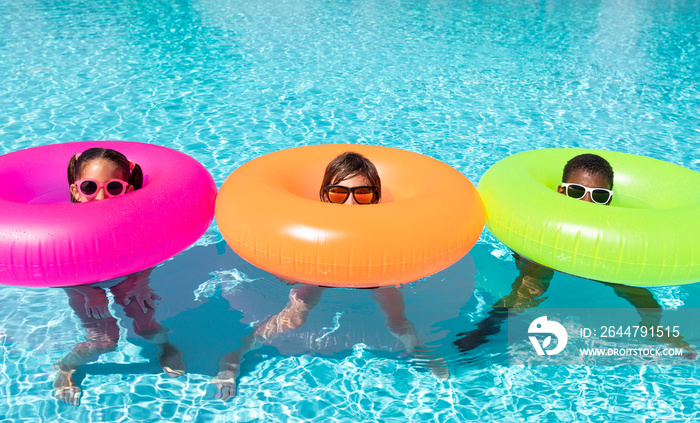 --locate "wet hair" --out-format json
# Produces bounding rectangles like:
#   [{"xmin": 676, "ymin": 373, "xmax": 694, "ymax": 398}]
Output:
[
  {"xmin": 67, "ymin": 148, "xmax": 144, "ymax": 203},
  {"xmin": 319, "ymin": 151, "xmax": 381, "ymax": 203},
  {"xmin": 562, "ymin": 154, "xmax": 614, "ymax": 189}
]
